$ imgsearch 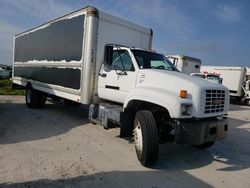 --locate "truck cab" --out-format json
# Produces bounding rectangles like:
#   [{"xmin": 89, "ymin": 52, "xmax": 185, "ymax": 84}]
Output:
[
  {"xmin": 98, "ymin": 46, "xmax": 177, "ymax": 104},
  {"xmin": 91, "ymin": 44, "xmax": 229, "ymax": 166}
]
